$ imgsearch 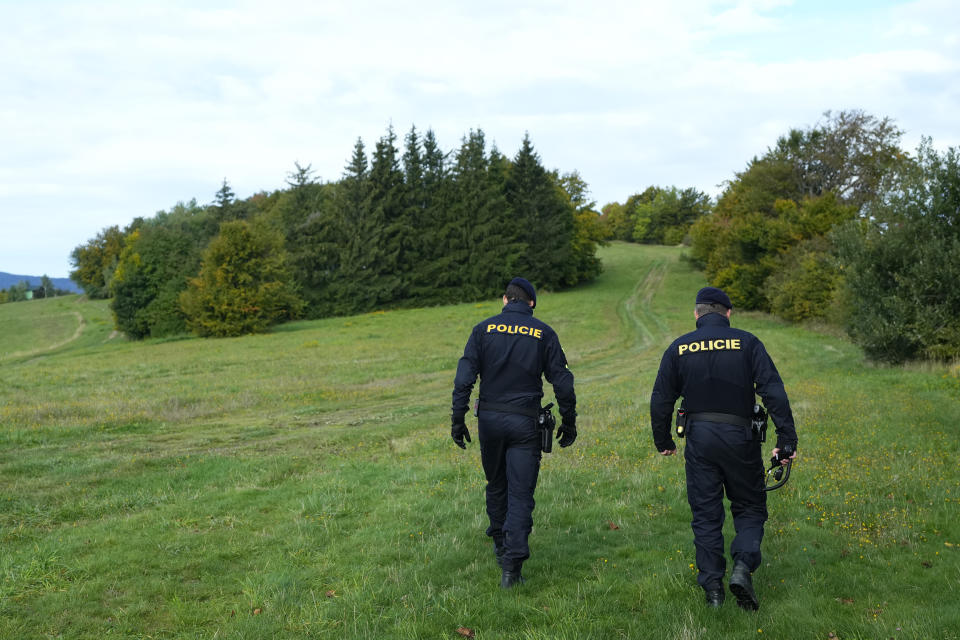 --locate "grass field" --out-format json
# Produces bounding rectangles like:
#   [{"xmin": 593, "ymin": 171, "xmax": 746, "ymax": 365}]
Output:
[{"xmin": 1, "ymin": 242, "xmax": 958, "ymax": 639}]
